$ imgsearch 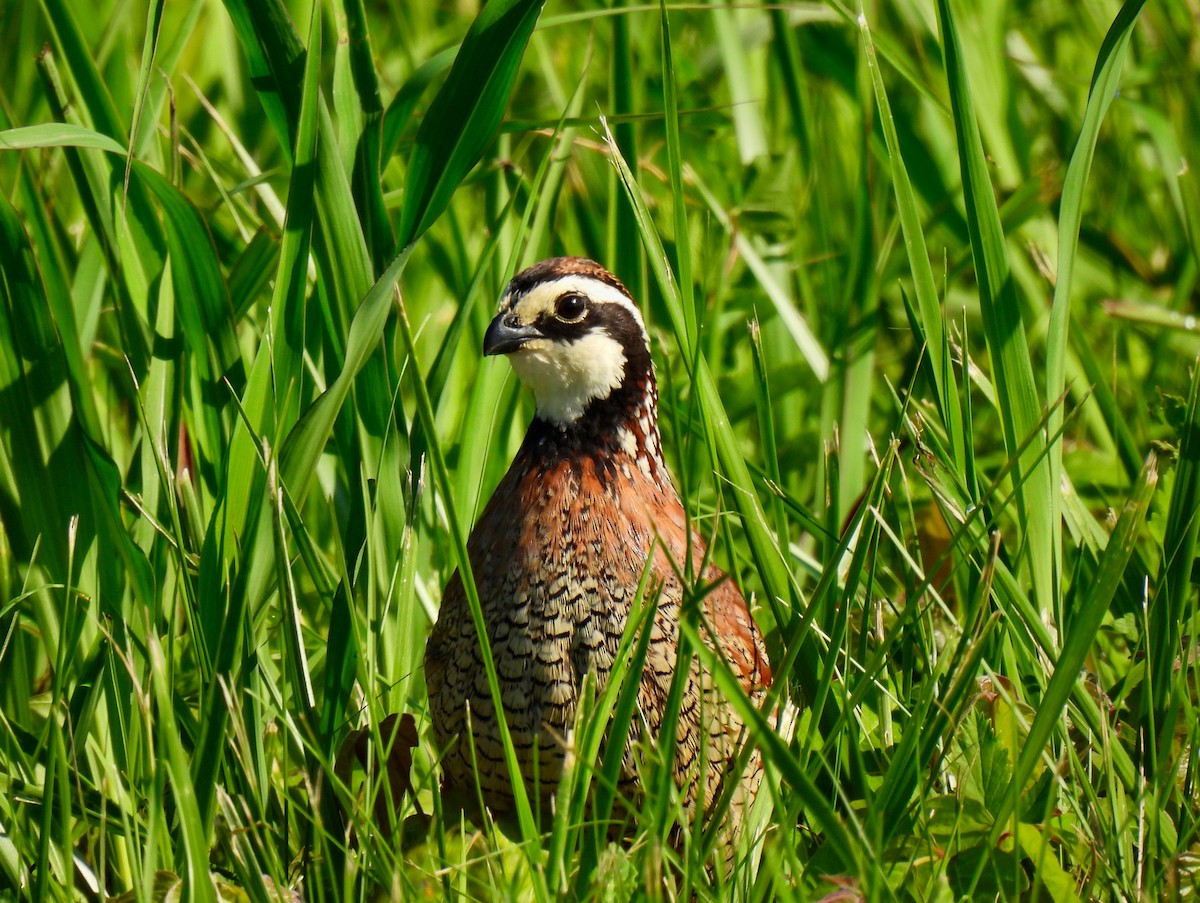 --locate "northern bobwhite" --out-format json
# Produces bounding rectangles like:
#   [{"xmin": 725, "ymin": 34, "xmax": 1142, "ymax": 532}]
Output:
[{"xmin": 424, "ymin": 257, "xmax": 771, "ymax": 827}]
